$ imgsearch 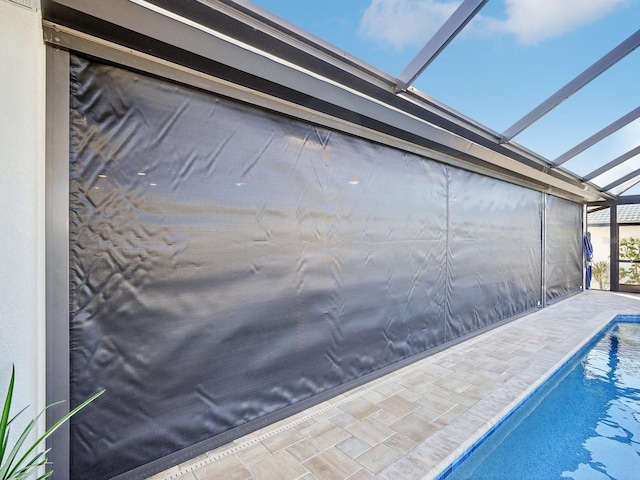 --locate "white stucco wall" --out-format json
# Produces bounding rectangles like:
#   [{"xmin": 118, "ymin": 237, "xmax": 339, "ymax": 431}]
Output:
[
  {"xmin": 0, "ymin": 0, "xmax": 46, "ymax": 432},
  {"xmin": 587, "ymin": 226, "xmax": 612, "ymax": 265},
  {"xmin": 587, "ymin": 225, "xmax": 640, "ymax": 289}
]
